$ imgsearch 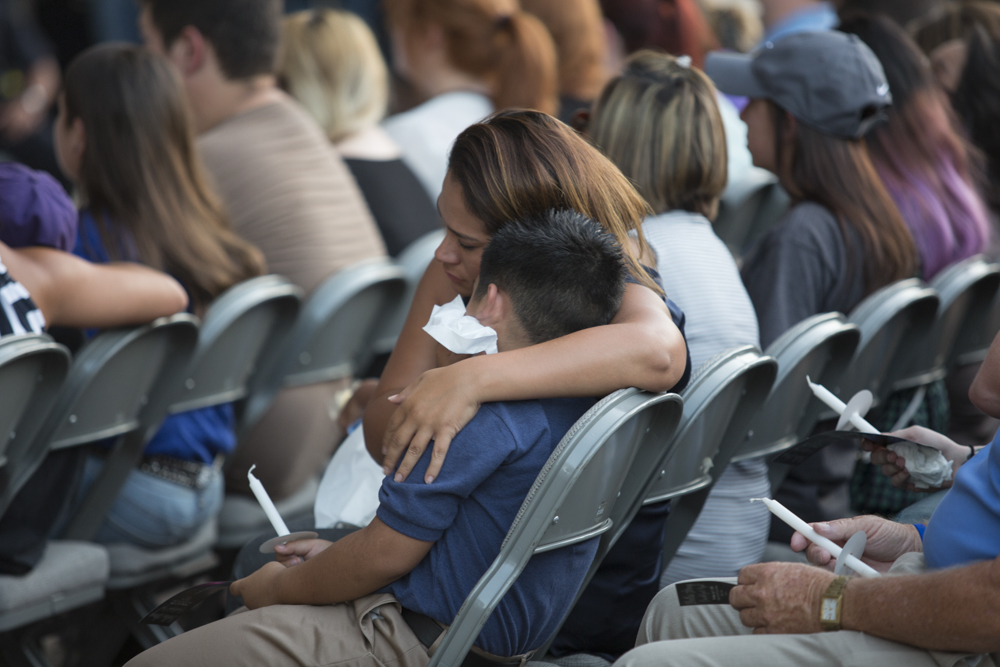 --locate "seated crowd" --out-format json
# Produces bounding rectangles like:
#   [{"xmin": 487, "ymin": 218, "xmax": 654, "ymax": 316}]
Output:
[{"xmin": 0, "ymin": 0, "xmax": 998, "ymax": 666}]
